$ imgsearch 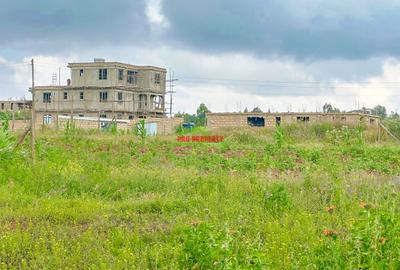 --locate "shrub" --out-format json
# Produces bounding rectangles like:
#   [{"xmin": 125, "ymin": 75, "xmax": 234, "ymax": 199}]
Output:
[
  {"xmin": 64, "ymin": 120, "xmax": 77, "ymax": 140},
  {"xmin": 107, "ymin": 121, "xmax": 118, "ymax": 135},
  {"xmin": 384, "ymin": 118, "xmax": 400, "ymax": 139},
  {"xmin": 274, "ymin": 125, "xmax": 285, "ymax": 148},
  {"xmin": 0, "ymin": 128, "xmax": 15, "ymax": 160},
  {"xmin": 326, "ymin": 126, "xmax": 365, "ymax": 146},
  {"xmin": 311, "ymin": 123, "xmax": 333, "ymax": 138},
  {"xmin": 263, "ymin": 183, "xmax": 291, "ymax": 216},
  {"xmin": 134, "ymin": 119, "xmax": 147, "ymax": 141}
]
